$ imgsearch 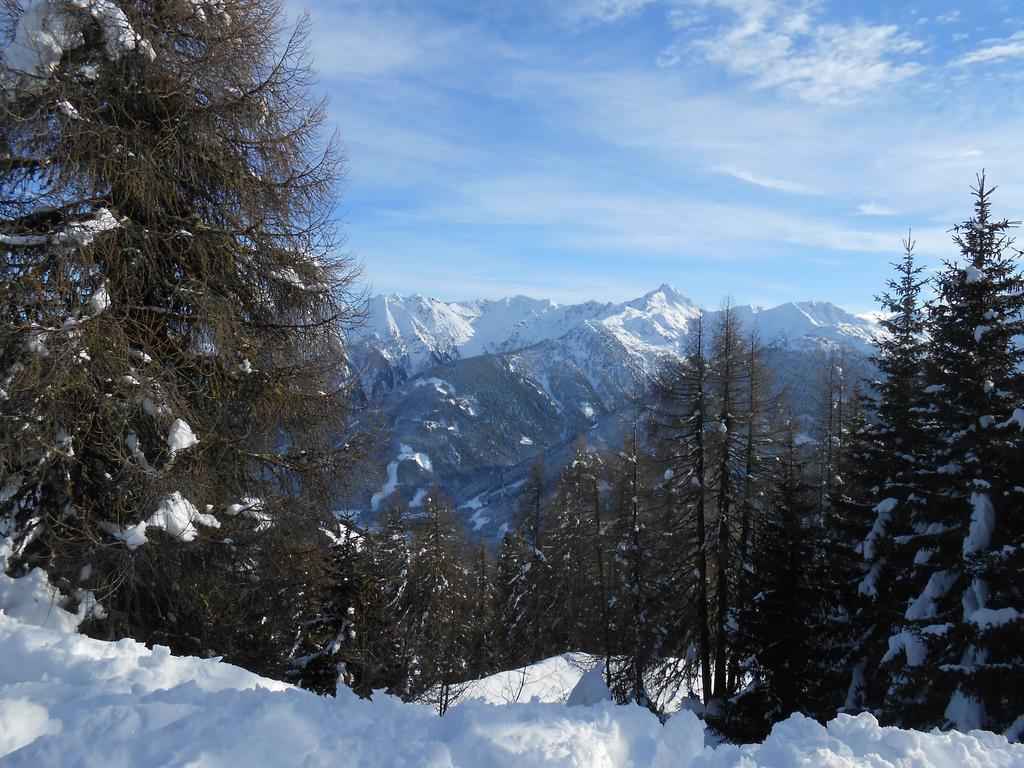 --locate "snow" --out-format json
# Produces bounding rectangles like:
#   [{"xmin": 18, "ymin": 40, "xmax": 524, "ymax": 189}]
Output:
[
  {"xmin": 882, "ymin": 629, "xmax": 927, "ymax": 667},
  {"xmin": 370, "ymin": 444, "xmax": 433, "ymax": 512},
  {"xmin": 997, "ymin": 408, "xmax": 1024, "ymax": 431},
  {"xmin": 166, "ymin": 418, "xmax": 198, "ymax": 456},
  {"xmin": 225, "ymin": 497, "xmax": 270, "ymax": 530},
  {"xmin": 103, "ymin": 491, "xmax": 219, "ymax": 549},
  {"xmin": 0, "ymin": 542, "xmax": 79, "ymax": 633},
  {"xmin": 862, "ymin": 497, "xmax": 897, "ymax": 561},
  {"xmin": 566, "ymin": 663, "xmax": 613, "ymax": 707},
  {"xmin": 964, "ymin": 492, "xmax": 995, "ymax": 555},
  {"xmin": 2, "ymin": 0, "xmax": 158, "ymax": 96},
  {"xmin": 88, "ymin": 283, "xmax": 111, "ymax": 314},
  {"xmin": 965, "ymin": 264, "xmax": 984, "ymax": 284},
  {"xmin": 906, "ymin": 570, "xmax": 957, "ymax": 621},
  {"xmin": 945, "ymin": 689, "xmax": 985, "ymax": 732},
  {"xmin": 970, "ymin": 607, "xmax": 1021, "ymax": 629},
  {"xmin": 0, "ymin": 596, "xmax": 1022, "ymax": 766},
  {"xmin": 354, "ymin": 288, "xmax": 879, "ymax": 388},
  {"xmin": 56, "ymin": 99, "xmax": 80, "ymax": 118},
  {"xmin": 460, "ymin": 653, "xmax": 592, "ymax": 705}
]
